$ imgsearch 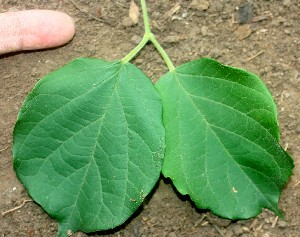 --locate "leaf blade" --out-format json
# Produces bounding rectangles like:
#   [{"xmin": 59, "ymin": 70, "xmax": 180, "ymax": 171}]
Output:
[
  {"xmin": 156, "ymin": 58, "xmax": 293, "ymax": 219},
  {"xmin": 13, "ymin": 58, "xmax": 165, "ymax": 236}
]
